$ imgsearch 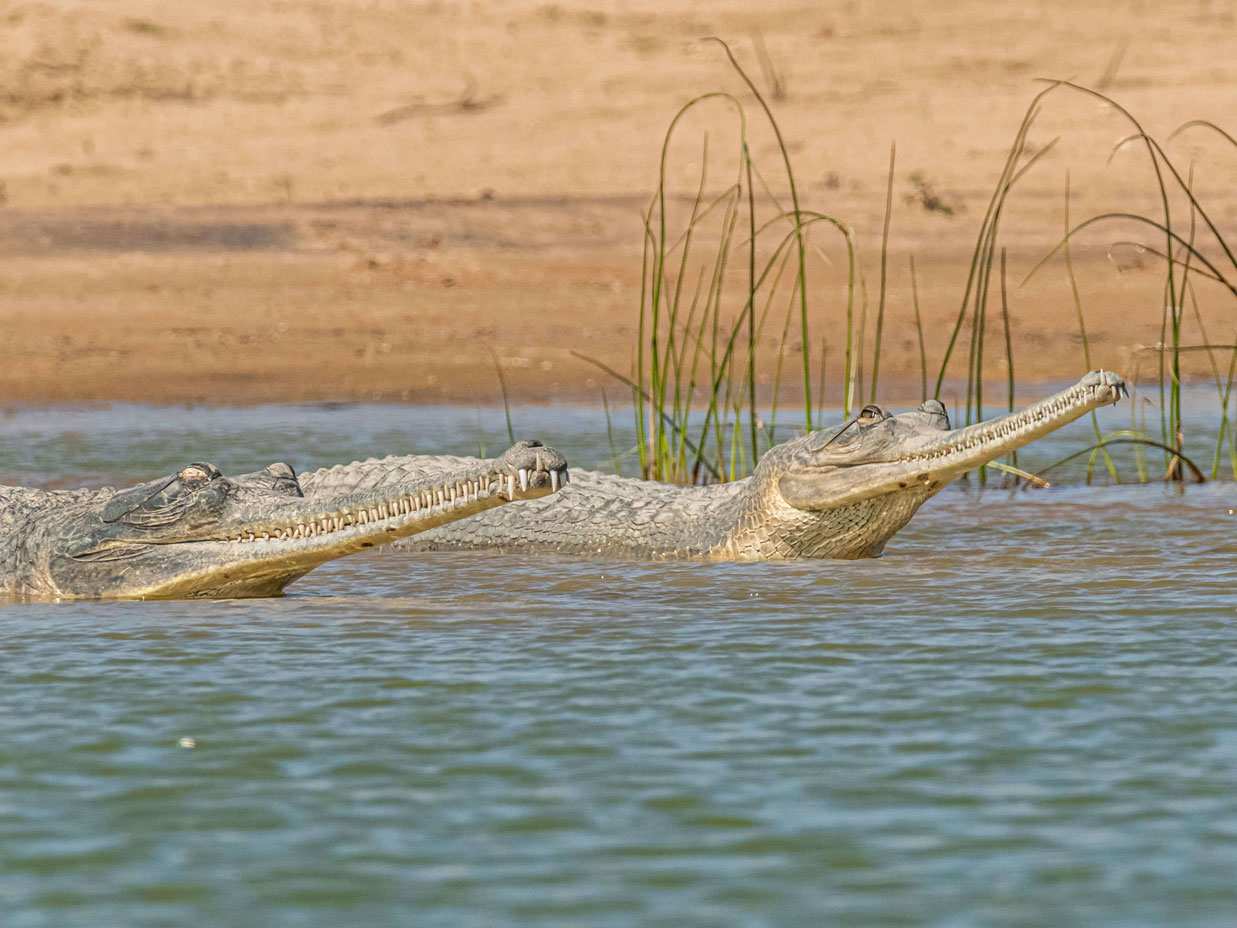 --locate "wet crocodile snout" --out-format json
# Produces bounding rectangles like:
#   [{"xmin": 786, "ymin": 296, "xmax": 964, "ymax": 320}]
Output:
[
  {"xmin": 498, "ymin": 440, "xmax": 570, "ymax": 499},
  {"xmin": 1082, "ymin": 370, "xmax": 1128, "ymax": 405}
]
